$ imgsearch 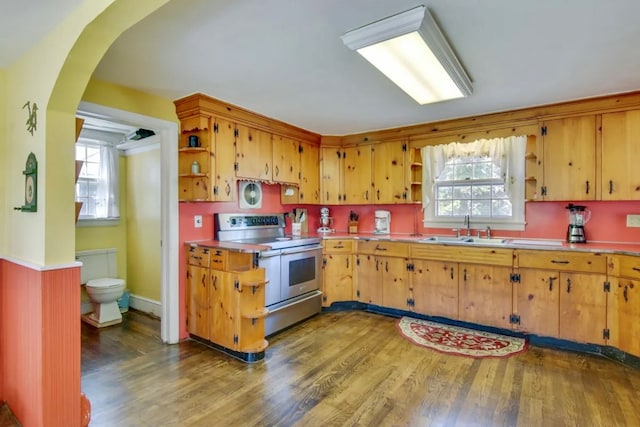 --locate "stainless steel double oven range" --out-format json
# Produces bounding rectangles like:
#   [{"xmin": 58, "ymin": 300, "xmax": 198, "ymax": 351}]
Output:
[{"xmin": 214, "ymin": 213, "xmax": 322, "ymax": 336}]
